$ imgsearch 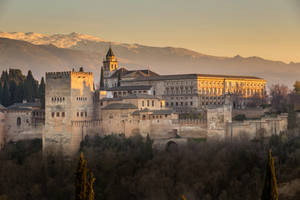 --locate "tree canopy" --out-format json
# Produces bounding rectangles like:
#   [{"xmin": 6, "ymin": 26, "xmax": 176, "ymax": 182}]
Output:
[{"xmin": 0, "ymin": 69, "xmax": 44, "ymax": 107}]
